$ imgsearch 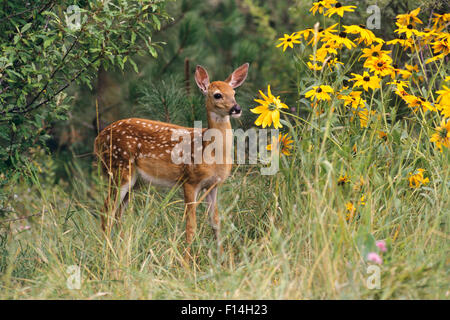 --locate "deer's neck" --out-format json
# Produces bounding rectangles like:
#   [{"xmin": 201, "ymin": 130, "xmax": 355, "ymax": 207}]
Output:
[{"xmin": 206, "ymin": 110, "xmax": 233, "ymax": 165}]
